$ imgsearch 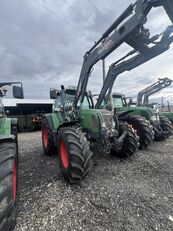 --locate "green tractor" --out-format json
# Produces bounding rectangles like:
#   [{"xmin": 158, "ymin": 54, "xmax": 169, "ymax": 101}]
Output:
[
  {"xmin": 111, "ymin": 93, "xmax": 171, "ymax": 142},
  {"xmin": 94, "ymin": 92, "xmax": 154, "ymax": 149},
  {"xmin": 0, "ymin": 82, "xmax": 24, "ymax": 231},
  {"xmin": 136, "ymin": 77, "xmax": 173, "ymax": 128},
  {"xmin": 161, "ymin": 111, "xmax": 173, "ymax": 126},
  {"xmin": 41, "ymin": 0, "xmax": 173, "ymax": 183},
  {"xmin": 101, "ymin": 93, "xmax": 154, "ymax": 149},
  {"xmin": 42, "ymin": 86, "xmax": 138, "ymax": 183}
]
